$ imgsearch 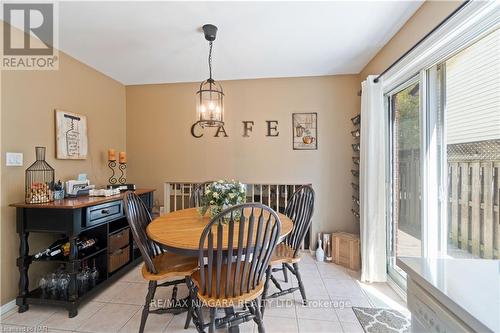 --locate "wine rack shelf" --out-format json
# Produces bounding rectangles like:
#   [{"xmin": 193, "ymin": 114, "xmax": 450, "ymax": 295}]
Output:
[
  {"xmin": 31, "ymin": 247, "xmax": 108, "ymax": 263},
  {"xmin": 24, "ymin": 275, "xmax": 109, "ymax": 309},
  {"xmin": 10, "ymin": 189, "xmax": 154, "ymax": 318}
]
